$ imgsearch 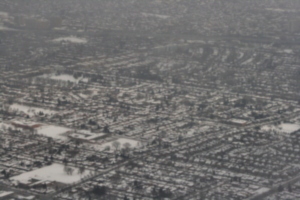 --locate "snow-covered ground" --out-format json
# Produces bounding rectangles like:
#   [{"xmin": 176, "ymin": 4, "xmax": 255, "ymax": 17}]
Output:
[
  {"xmin": 213, "ymin": 48, "xmax": 218, "ymax": 56},
  {"xmin": 0, "ymin": 26, "xmax": 15, "ymax": 31},
  {"xmin": 10, "ymin": 104, "xmax": 57, "ymax": 117},
  {"xmin": 242, "ymin": 57, "xmax": 253, "ymax": 65},
  {"xmin": 266, "ymin": 8, "xmax": 296, "ymax": 12},
  {"xmin": 221, "ymin": 50, "xmax": 230, "ymax": 62},
  {"xmin": 11, "ymin": 163, "xmax": 90, "ymax": 184},
  {"xmin": 36, "ymin": 125, "xmax": 71, "ymax": 140},
  {"xmin": 283, "ymin": 49, "xmax": 293, "ymax": 54},
  {"xmin": 52, "ymin": 36, "xmax": 87, "ymax": 44},
  {"xmin": 40, "ymin": 74, "xmax": 88, "ymax": 83},
  {"xmin": 187, "ymin": 40, "xmax": 205, "ymax": 44},
  {"xmin": 254, "ymin": 187, "xmax": 269, "ymax": 195},
  {"xmin": 279, "ymin": 123, "xmax": 300, "ymax": 133},
  {"xmin": 95, "ymin": 138, "xmax": 141, "ymax": 152},
  {"xmin": 262, "ymin": 123, "xmax": 300, "ymax": 134},
  {"xmin": 141, "ymin": 13, "xmax": 170, "ymax": 19},
  {"xmin": 0, "ymin": 122, "xmax": 15, "ymax": 130},
  {"xmin": 238, "ymin": 52, "xmax": 244, "ymax": 59},
  {"xmin": 0, "ymin": 12, "xmax": 8, "ymax": 19}
]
